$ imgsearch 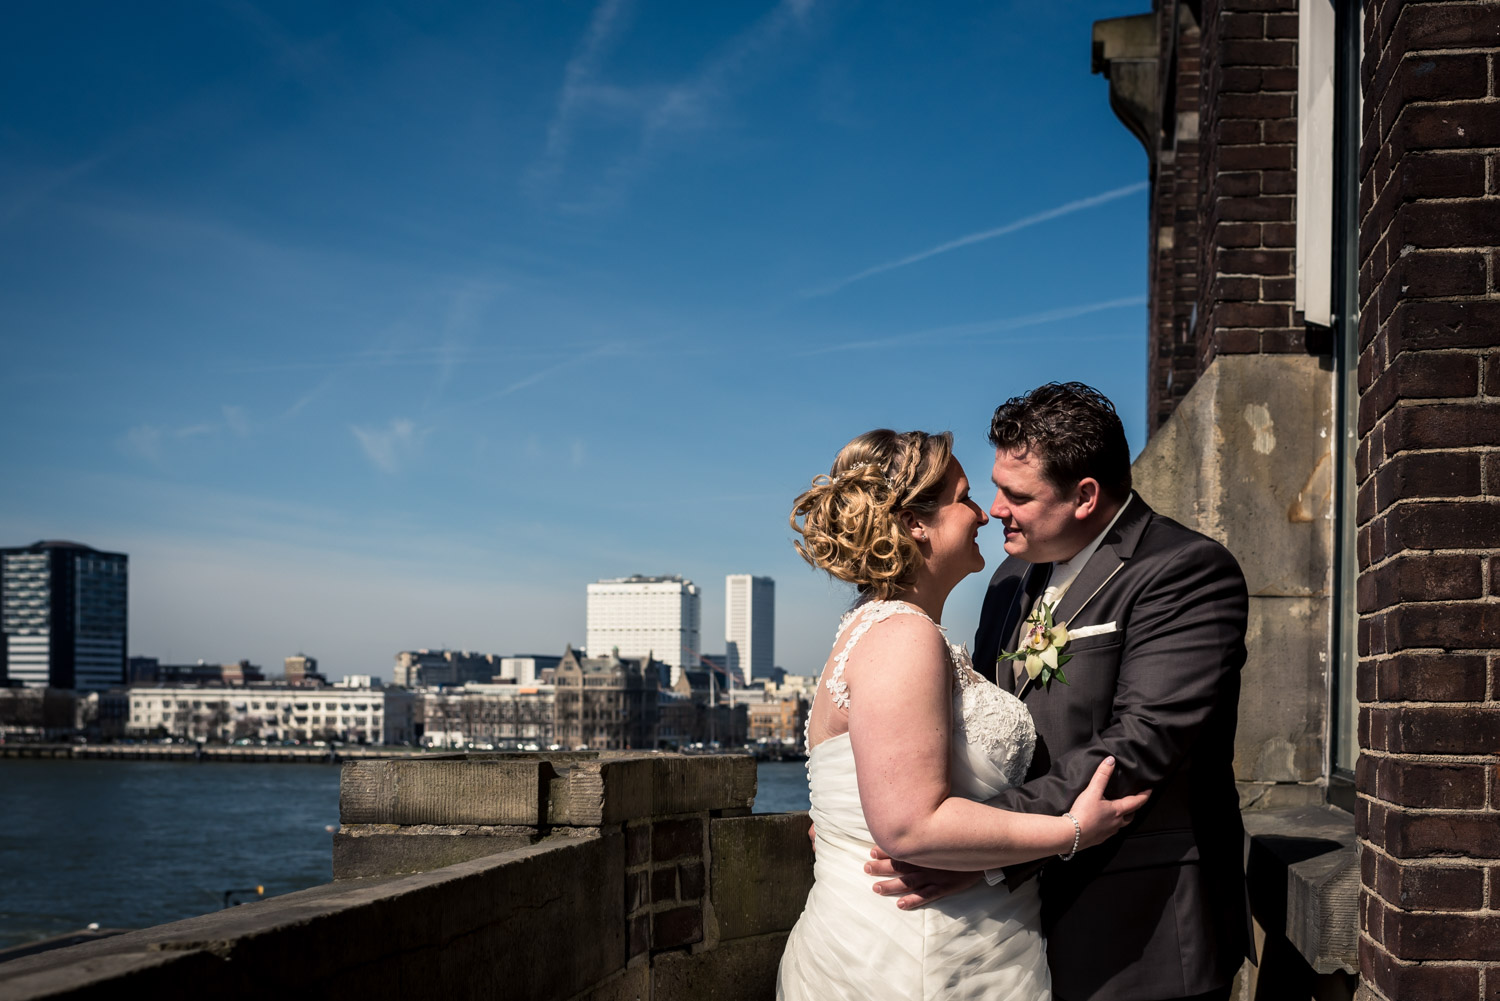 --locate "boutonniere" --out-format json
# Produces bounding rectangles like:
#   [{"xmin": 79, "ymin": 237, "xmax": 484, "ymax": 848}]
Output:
[{"xmin": 998, "ymin": 602, "xmax": 1071, "ymax": 688}]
